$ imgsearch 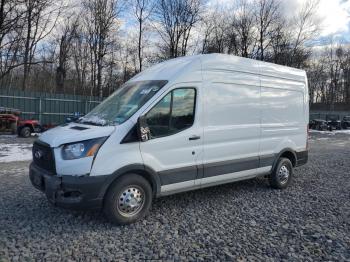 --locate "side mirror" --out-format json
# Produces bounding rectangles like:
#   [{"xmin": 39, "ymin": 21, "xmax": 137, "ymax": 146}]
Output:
[{"xmin": 137, "ymin": 115, "xmax": 150, "ymax": 142}]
